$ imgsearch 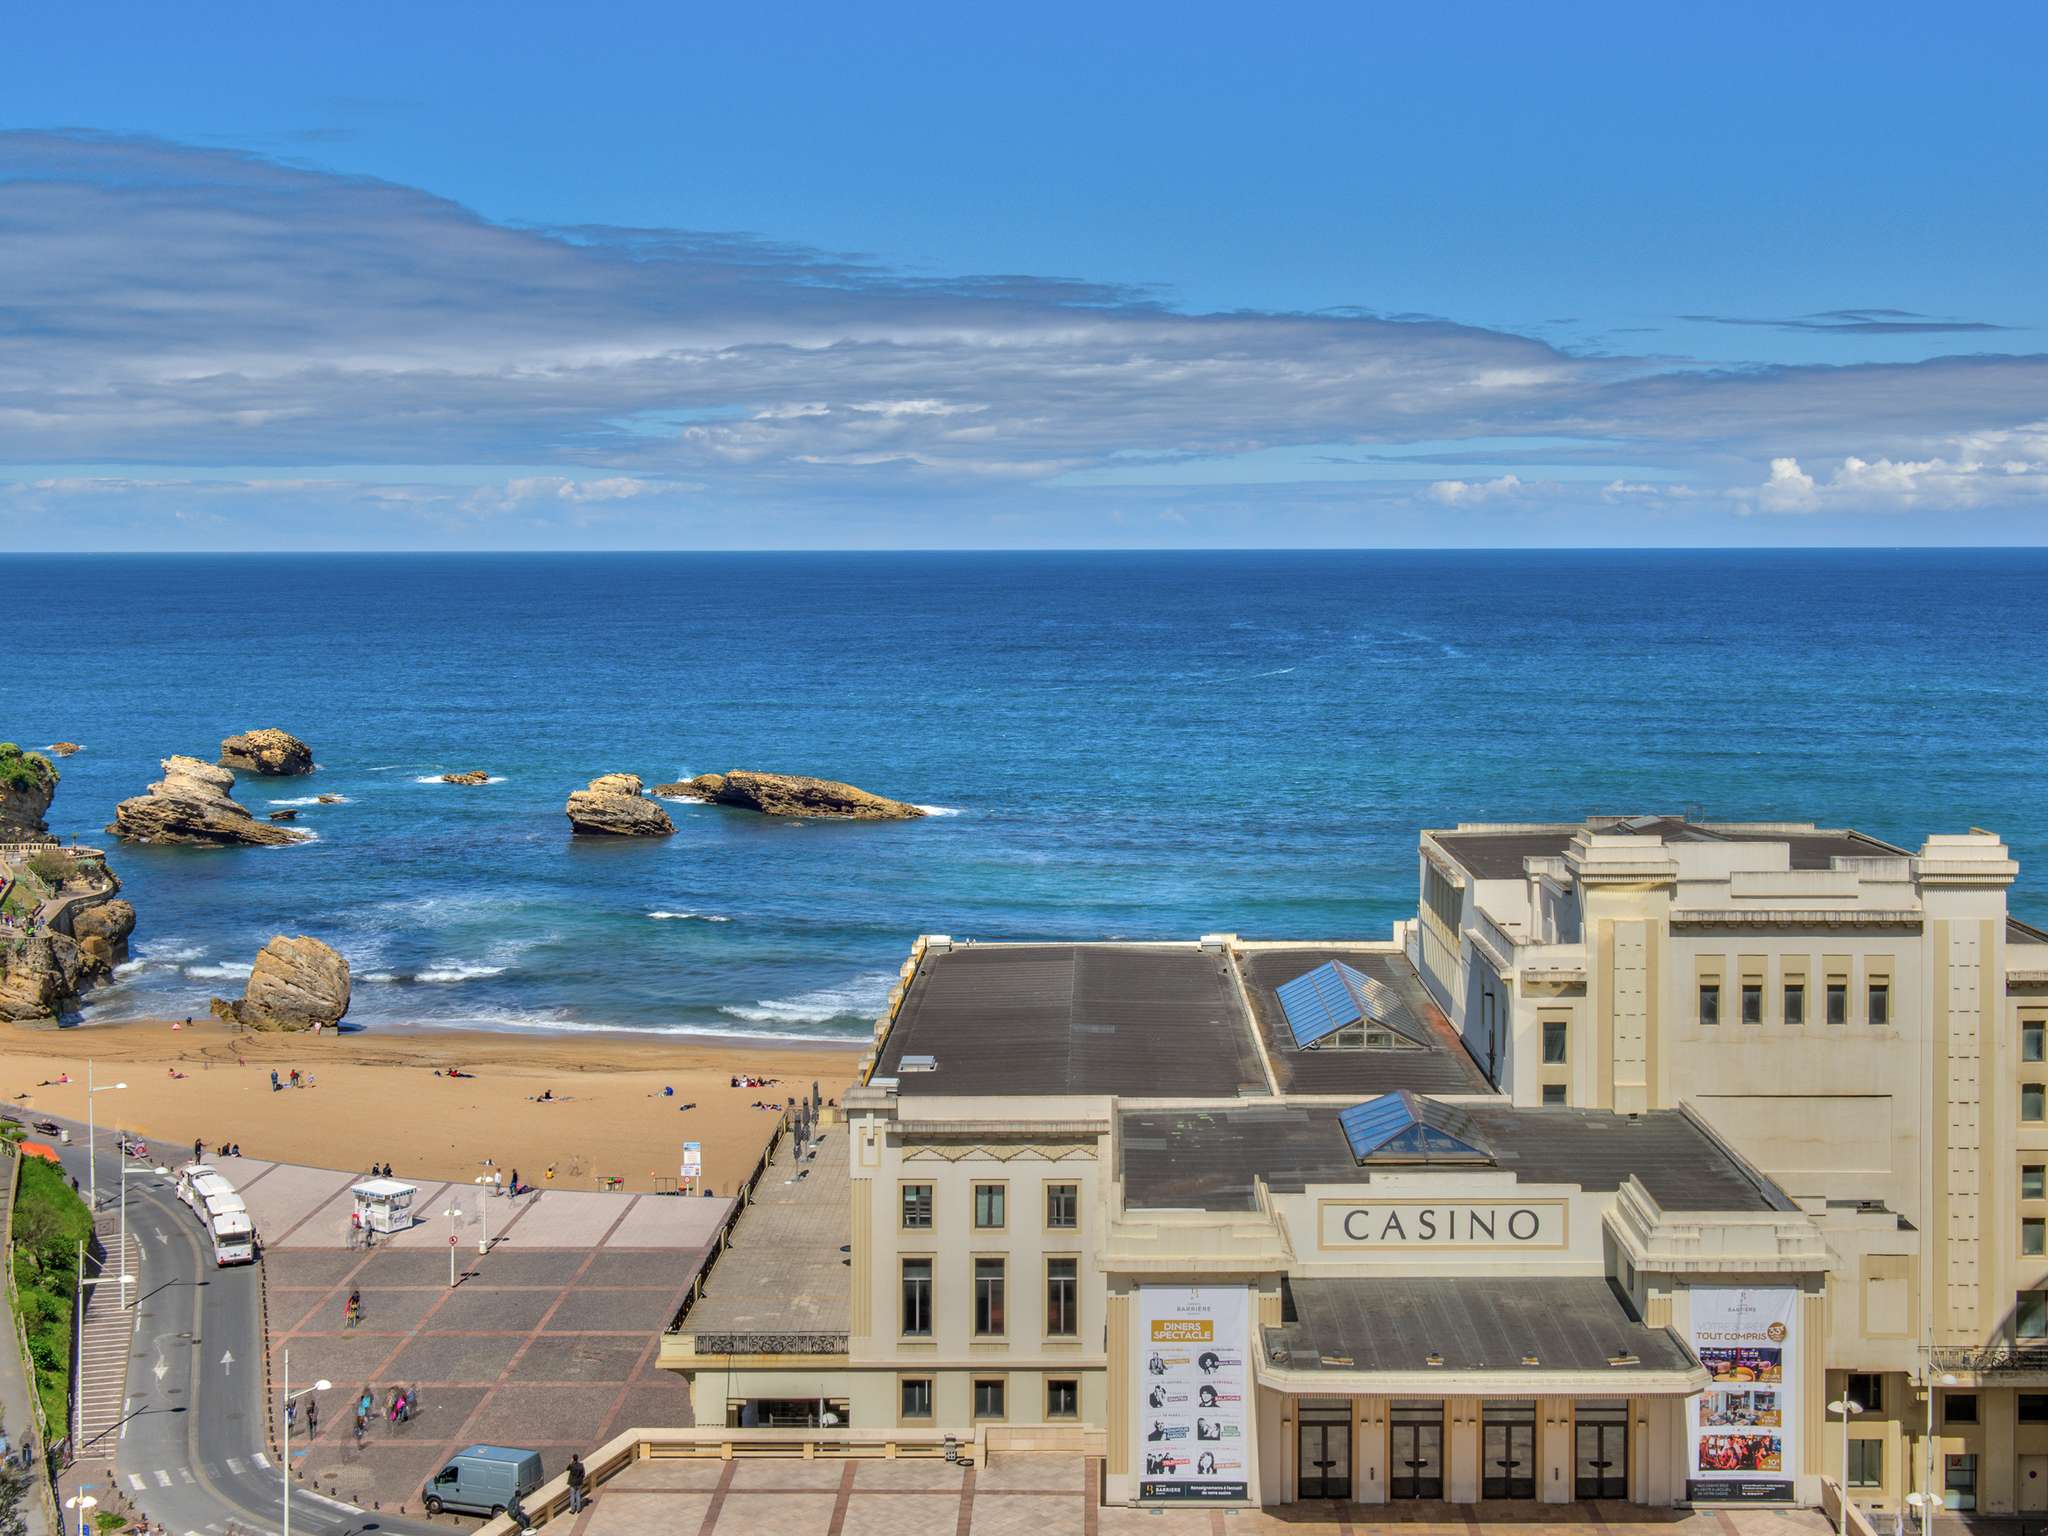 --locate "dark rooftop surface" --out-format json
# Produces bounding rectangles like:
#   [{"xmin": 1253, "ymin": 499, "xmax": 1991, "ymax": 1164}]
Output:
[
  {"xmin": 875, "ymin": 943, "xmax": 1268, "ymax": 1099},
  {"xmin": 1265, "ymin": 1275, "xmax": 1695, "ymax": 1376},
  {"xmin": 1238, "ymin": 948, "xmax": 1491, "ymax": 1095},
  {"xmin": 1119, "ymin": 1102, "xmax": 1784, "ymax": 1213},
  {"xmin": 1431, "ymin": 819, "xmax": 1908, "ymax": 880},
  {"xmin": 2011, "ymin": 916, "xmax": 2048, "ymax": 946}
]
